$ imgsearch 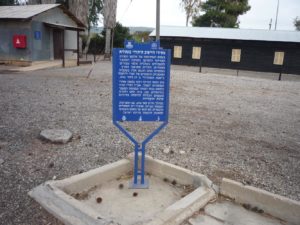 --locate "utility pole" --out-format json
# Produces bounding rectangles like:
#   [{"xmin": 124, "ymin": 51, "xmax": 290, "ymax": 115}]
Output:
[
  {"xmin": 156, "ymin": 0, "xmax": 160, "ymax": 41},
  {"xmin": 269, "ymin": 18, "xmax": 272, "ymax": 30},
  {"xmin": 104, "ymin": 0, "xmax": 117, "ymax": 60},
  {"xmin": 275, "ymin": 0, "xmax": 280, "ymax": 30}
]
